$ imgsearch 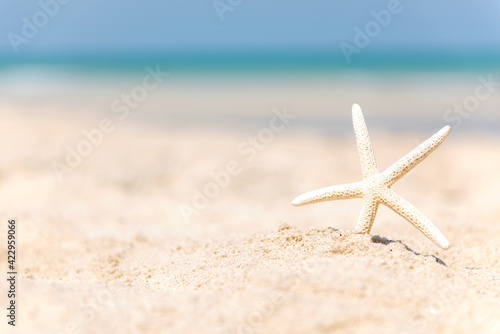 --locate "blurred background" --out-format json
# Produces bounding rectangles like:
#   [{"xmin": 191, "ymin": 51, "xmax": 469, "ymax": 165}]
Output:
[{"xmin": 0, "ymin": 0, "xmax": 499, "ymax": 133}]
